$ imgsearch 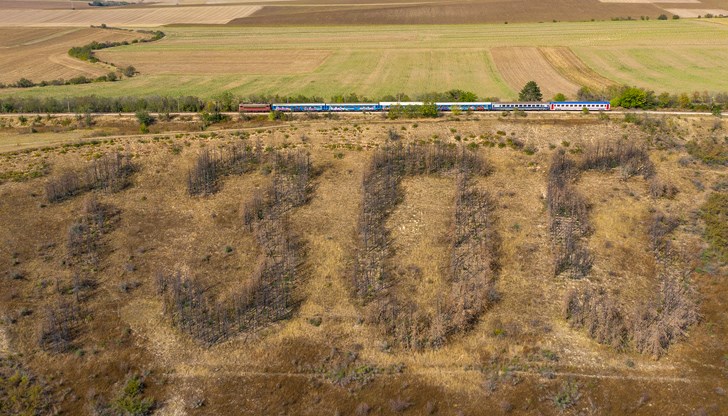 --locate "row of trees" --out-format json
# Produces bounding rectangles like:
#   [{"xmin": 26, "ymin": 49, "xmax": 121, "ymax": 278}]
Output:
[
  {"xmin": 564, "ymin": 210, "xmax": 698, "ymax": 357},
  {"xmin": 1, "ymin": 86, "xmax": 726, "ymax": 114},
  {"xmin": 40, "ymin": 195, "xmax": 119, "ymax": 353},
  {"xmin": 45, "ymin": 151, "xmax": 135, "ymax": 203},
  {"xmin": 187, "ymin": 140, "xmax": 267, "ymax": 195},
  {"xmin": 547, "ymin": 142, "xmax": 655, "ymax": 278},
  {"xmin": 579, "ymin": 85, "xmax": 728, "ymax": 111},
  {"xmin": 555, "ymin": 145, "xmax": 698, "ymax": 357},
  {"xmin": 352, "ymin": 142, "xmax": 499, "ymax": 350},
  {"xmin": 66, "ymin": 196, "xmax": 116, "ymax": 270},
  {"xmin": 159, "ymin": 150, "xmax": 312, "ymax": 345}
]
